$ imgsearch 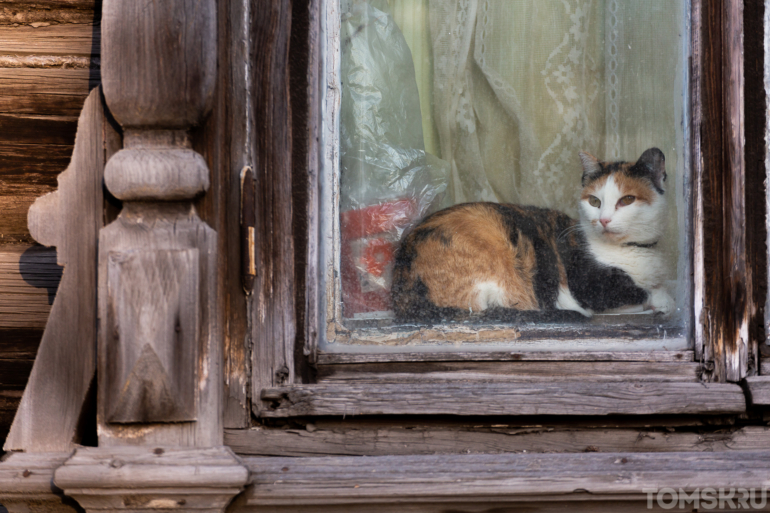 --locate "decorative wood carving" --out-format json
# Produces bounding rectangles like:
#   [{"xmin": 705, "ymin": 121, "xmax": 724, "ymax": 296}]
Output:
[
  {"xmin": 97, "ymin": 0, "xmax": 220, "ymax": 443},
  {"xmin": 4, "ymin": 88, "xmax": 105, "ymax": 452},
  {"xmin": 106, "ymin": 249, "xmax": 200, "ymax": 424},
  {"xmin": 53, "ymin": 446, "xmax": 249, "ymax": 513}
]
